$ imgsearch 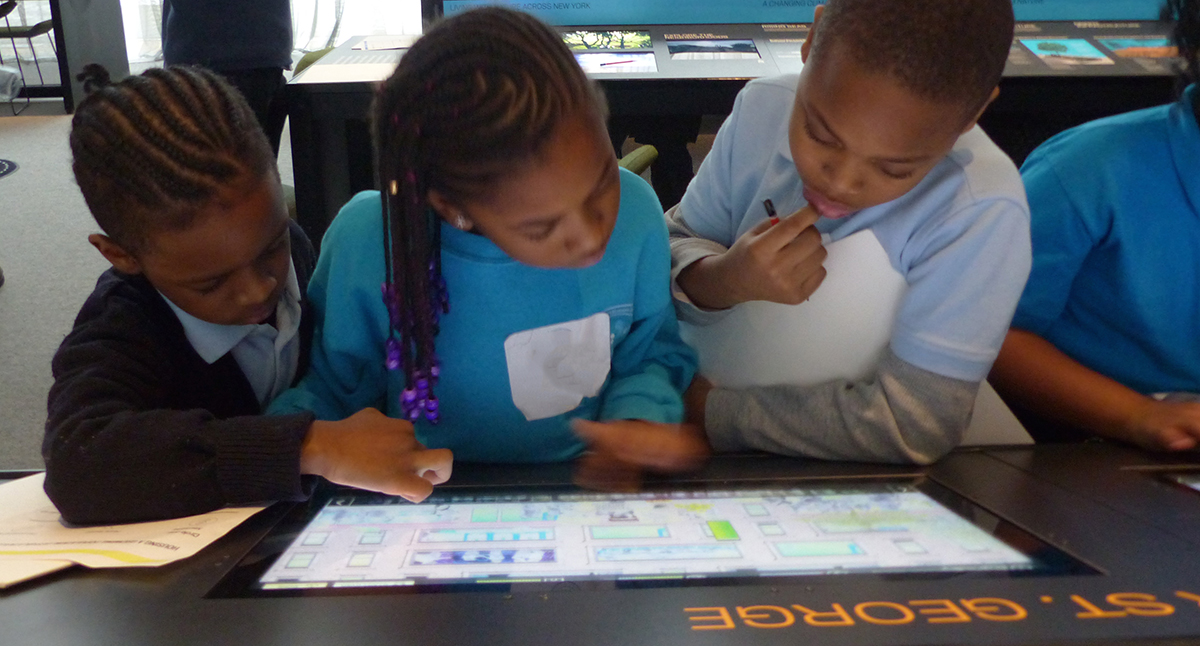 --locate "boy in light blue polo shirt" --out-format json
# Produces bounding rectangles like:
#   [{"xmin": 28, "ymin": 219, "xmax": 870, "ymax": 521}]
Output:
[{"xmin": 671, "ymin": 0, "xmax": 1031, "ymax": 464}]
